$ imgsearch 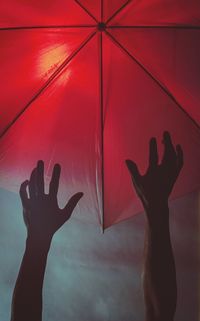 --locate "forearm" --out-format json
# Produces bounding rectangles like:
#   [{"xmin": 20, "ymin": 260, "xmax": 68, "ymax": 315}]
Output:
[
  {"xmin": 143, "ymin": 205, "xmax": 177, "ymax": 321},
  {"xmin": 11, "ymin": 236, "xmax": 51, "ymax": 321}
]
